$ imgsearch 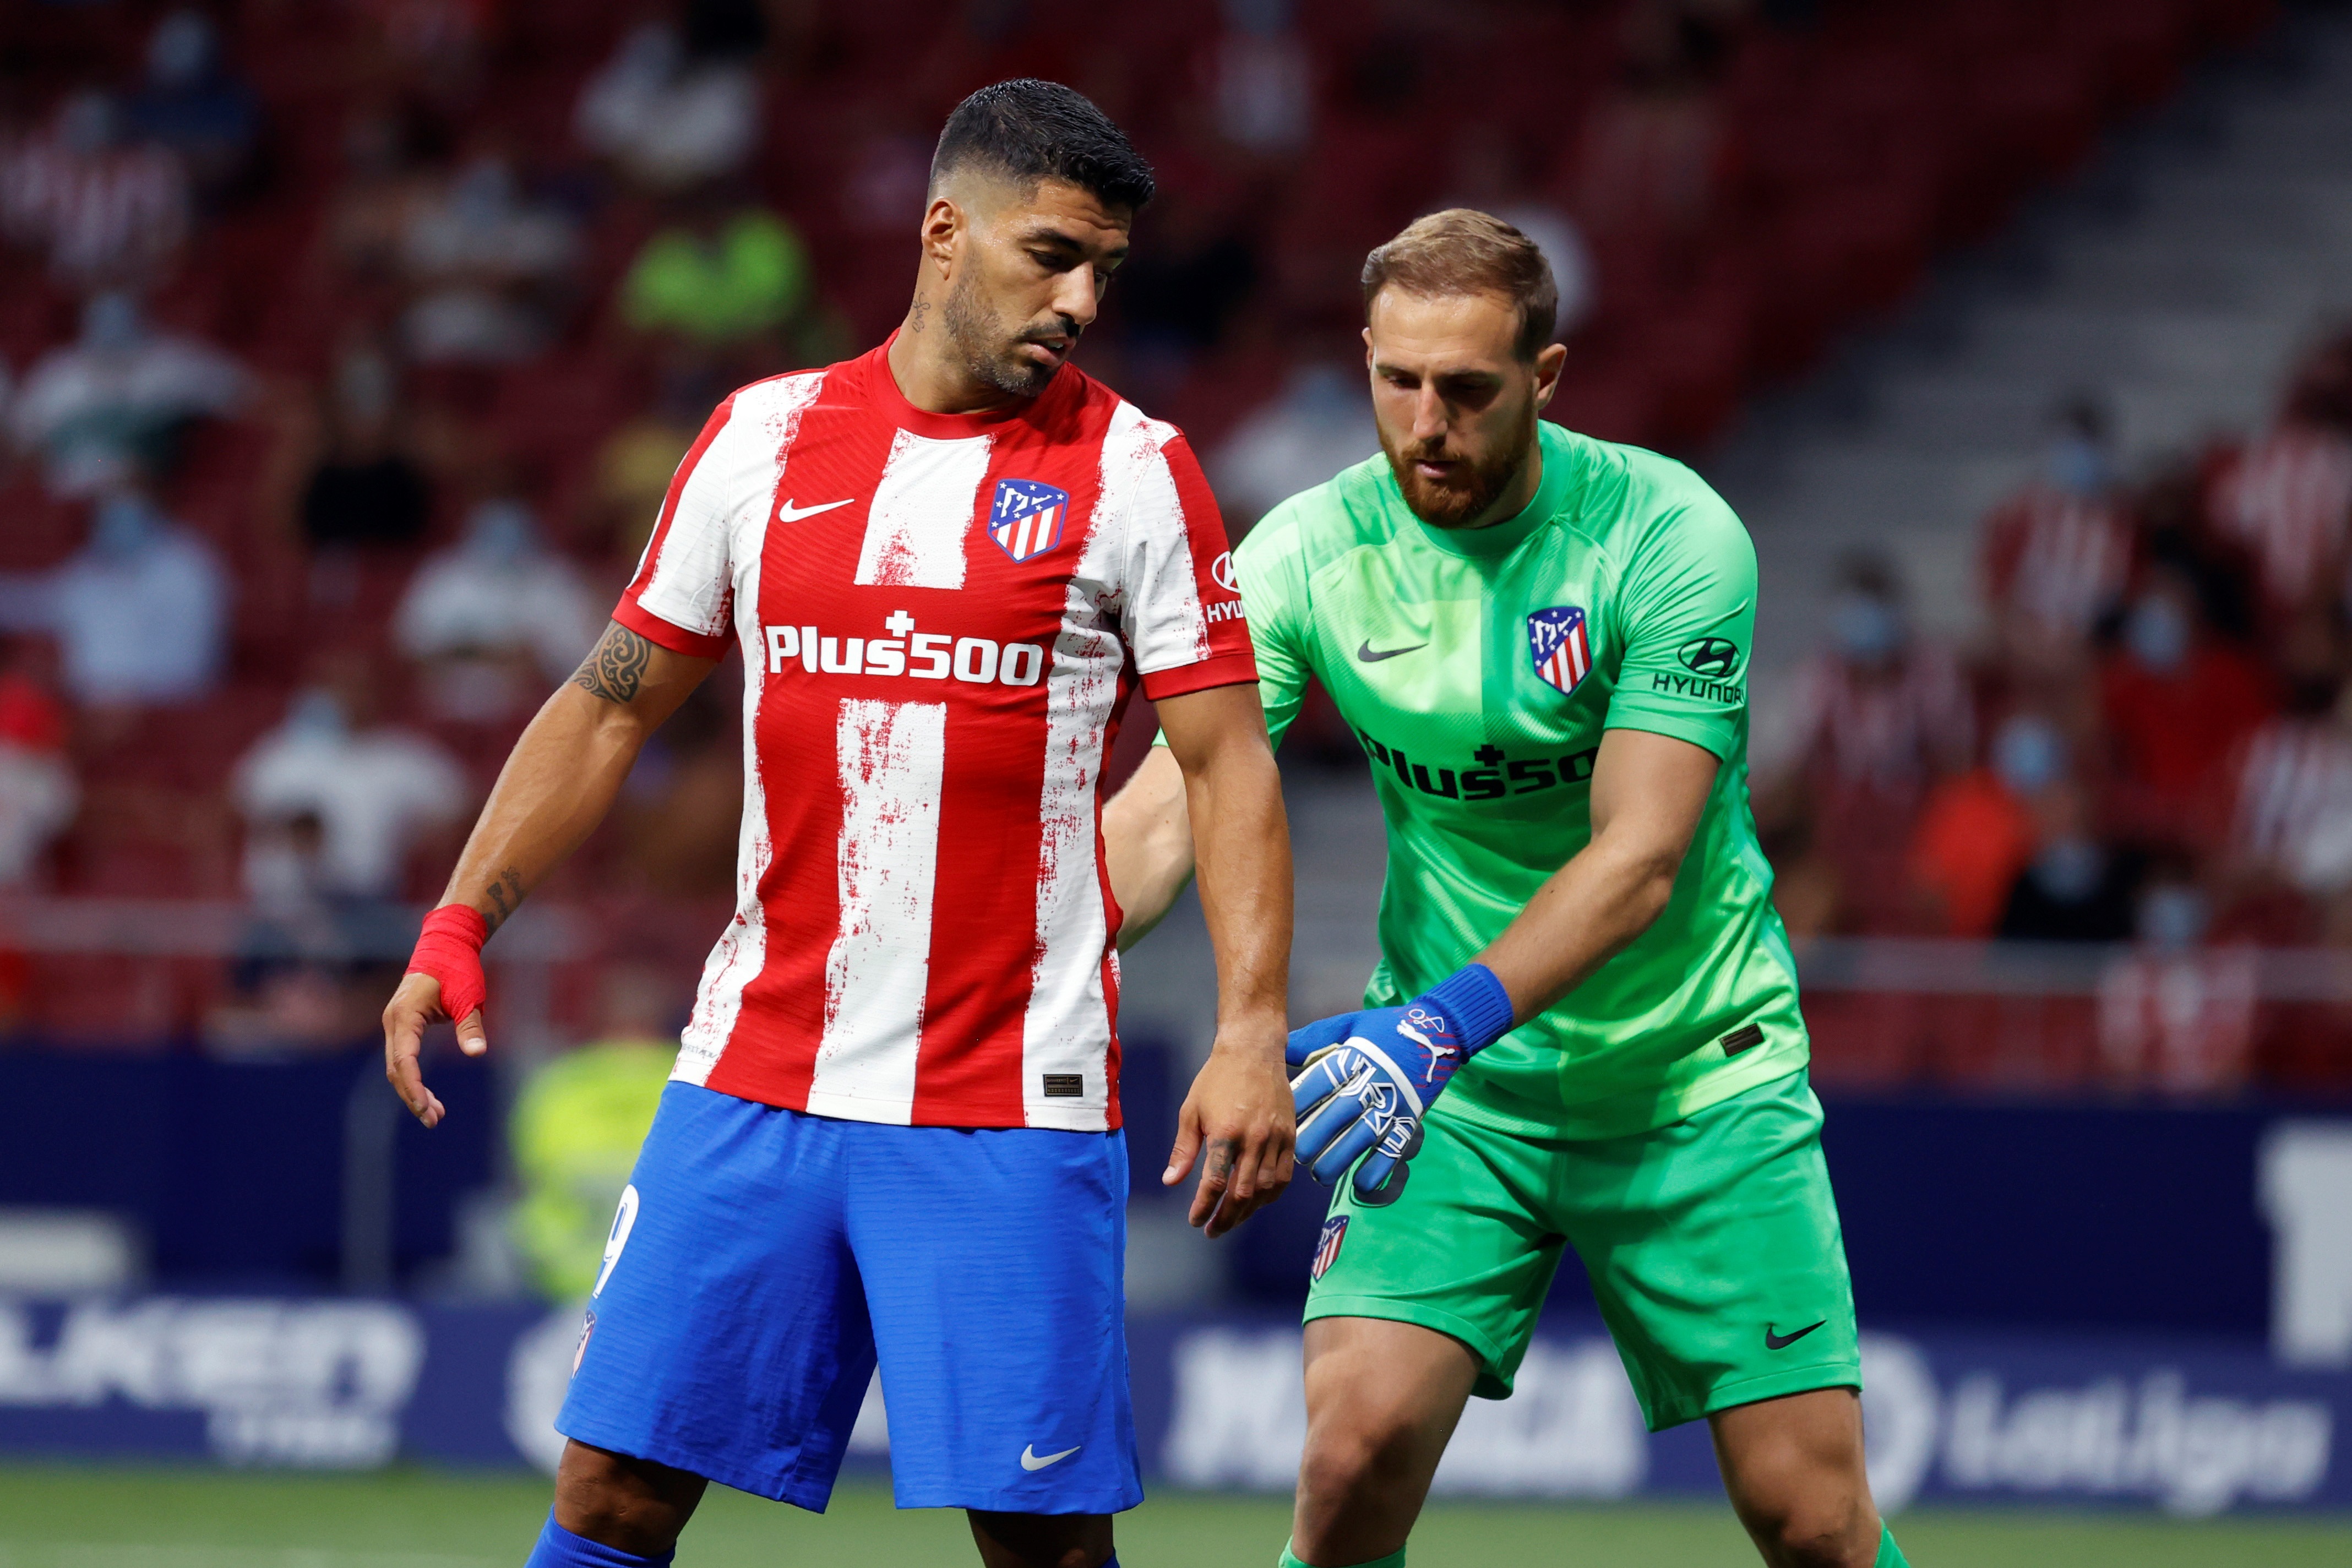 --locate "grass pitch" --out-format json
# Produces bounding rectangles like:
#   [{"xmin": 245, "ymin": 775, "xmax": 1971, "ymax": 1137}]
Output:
[{"xmin": 0, "ymin": 1466, "xmax": 2346, "ymax": 1566}]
